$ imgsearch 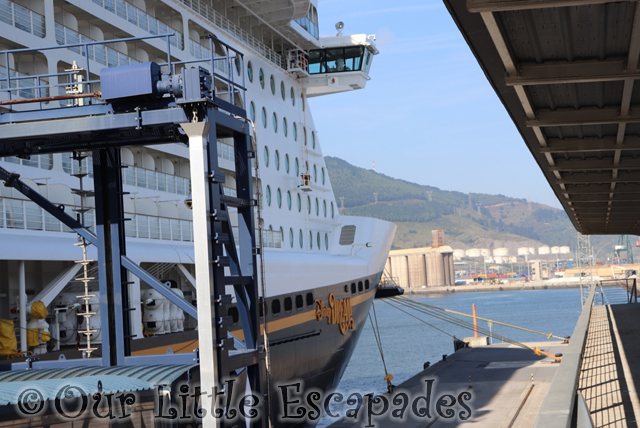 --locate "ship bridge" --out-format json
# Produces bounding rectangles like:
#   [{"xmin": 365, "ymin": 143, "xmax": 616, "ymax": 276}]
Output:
[
  {"xmin": 445, "ymin": 0, "xmax": 640, "ymax": 235},
  {"xmin": 301, "ymin": 34, "xmax": 378, "ymax": 97}
]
